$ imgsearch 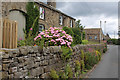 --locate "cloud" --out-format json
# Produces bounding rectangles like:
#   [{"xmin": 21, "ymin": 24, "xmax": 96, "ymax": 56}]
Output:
[
  {"xmin": 57, "ymin": 2, "xmax": 118, "ymax": 18},
  {"xmin": 57, "ymin": 2, "xmax": 118, "ymax": 38}
]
